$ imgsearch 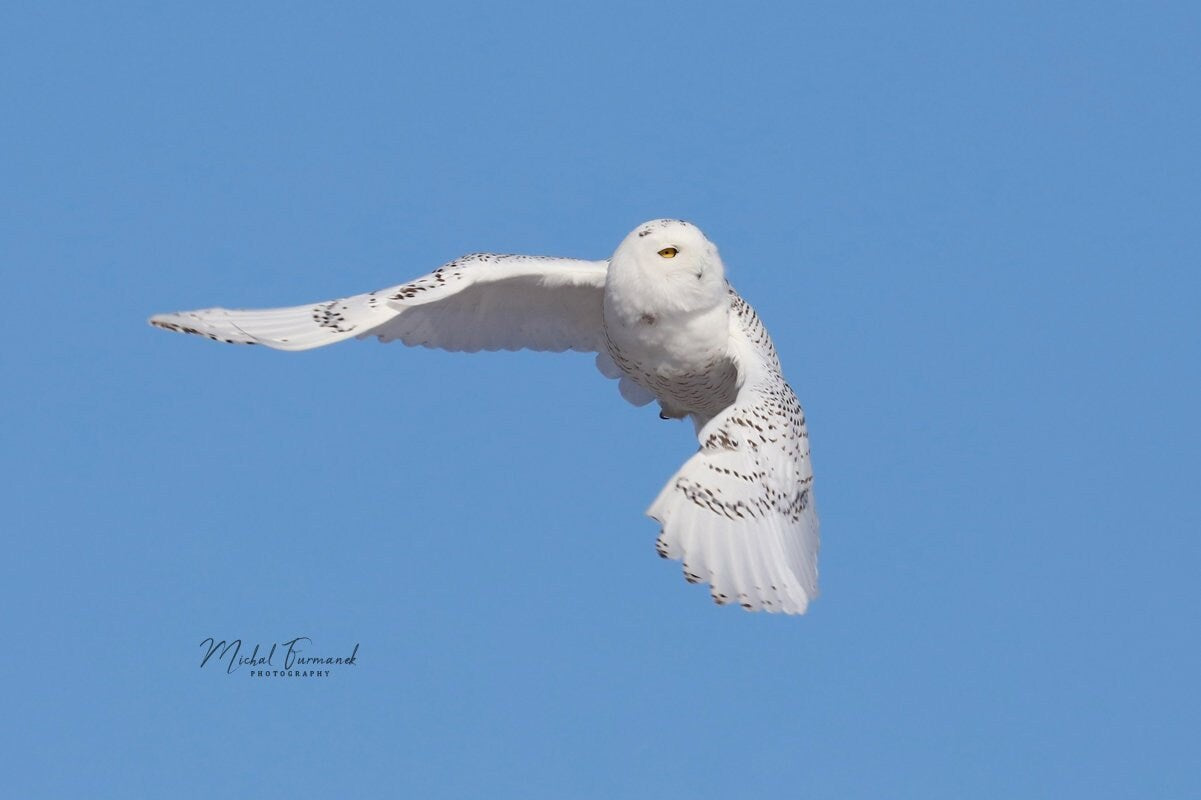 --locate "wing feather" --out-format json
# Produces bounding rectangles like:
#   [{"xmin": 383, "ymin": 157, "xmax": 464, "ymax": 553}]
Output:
[
  {"xmin": 649, "ymin": 294, "xmax": 819, "ymax": 614},
  {"xmin": 149, "ymin": 253, "xmax": 609, "ymax": 354}
]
